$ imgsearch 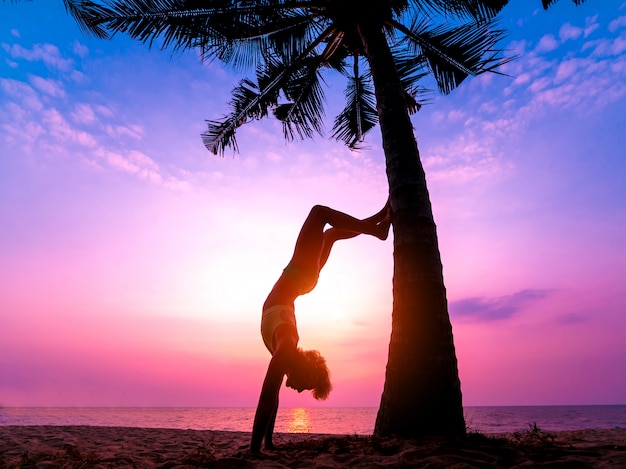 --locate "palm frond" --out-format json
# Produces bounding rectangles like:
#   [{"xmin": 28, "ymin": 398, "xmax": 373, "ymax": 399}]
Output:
[
  {"xmin": 273, "ymin": 55, "xmax": 326, "ymax": 141},
  {"xmin": 393, "ymin": 51, "xmax": 431, "ymax": 113},
  {"xmin": 331, "ymin": 57, "xmax": 377, "ymax": 148},
  {"xmin": 67, "ymin": 0, "xmax": 326, "ymax": 70},
  {"xmin": 63, "ymin": 0, "xmax": 110, "ymax": 38},
  {"xmin": 202, "ymin": 22, "xmax": 337, "ymax": 155},
  {"xmin": 202, "ymin": 63, "xmax": 282, "ymax": 154},
  {"xmin": 542, "ymin": 0, "xmax": 587, "ymax": 8},
  {"xmin": 203, "ymin": 10, "xmax": 320, "ymax": 70},
  {"xmin": 395, "ymin": 18, "xmax": 509, "ymax": 94},
  {"xmin": 61, "ymin": 0, "xmax": 526, "ymax": 156},
  {"xmin": 203, "ymin": 118, "xmax": 240, "ymax": 156},
  {"xmin": 405, "ymin": 0, "xmax": 508, "ymax": 23}
]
